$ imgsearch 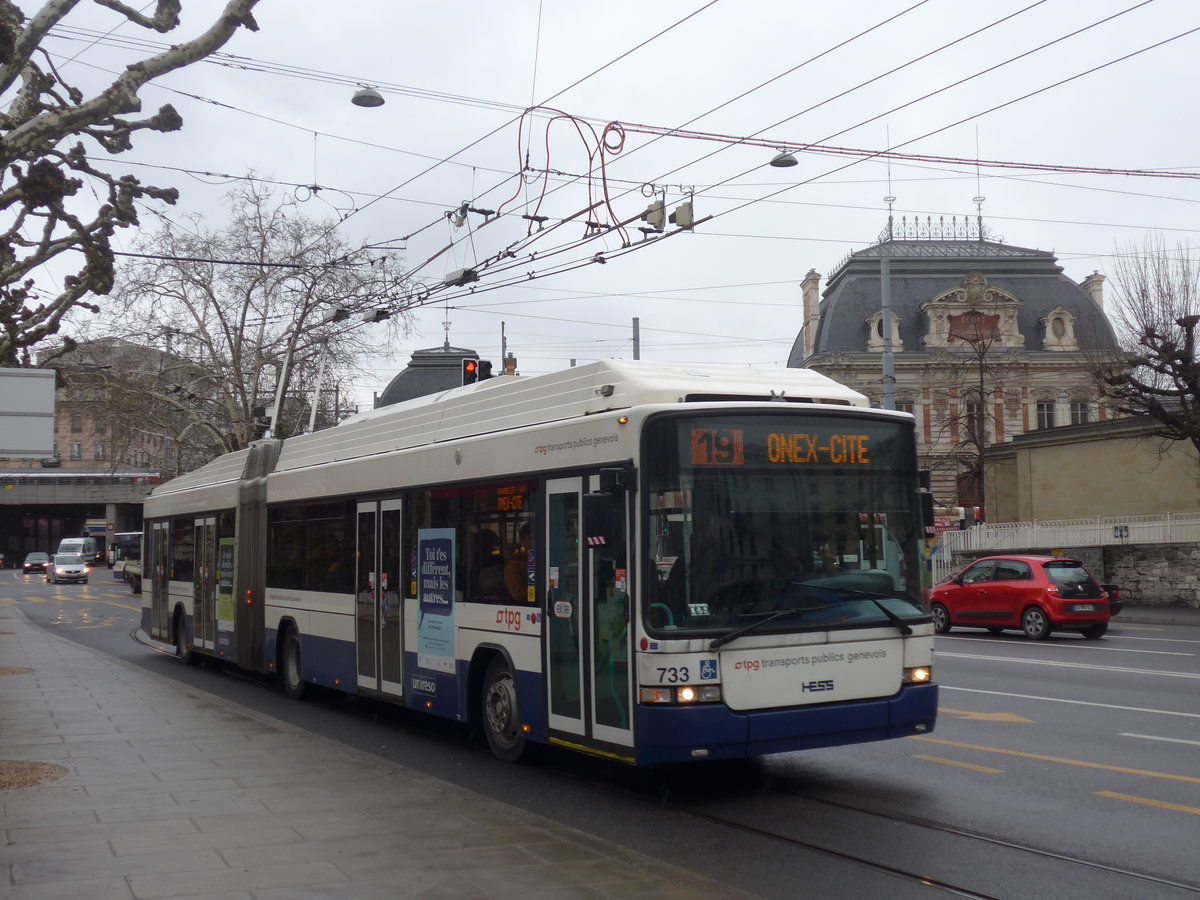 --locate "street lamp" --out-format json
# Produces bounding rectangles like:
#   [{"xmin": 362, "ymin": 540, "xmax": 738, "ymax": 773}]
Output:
[{"xmin": 351, "ymin": 87, "xmax": 385, "ymax": 108}]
